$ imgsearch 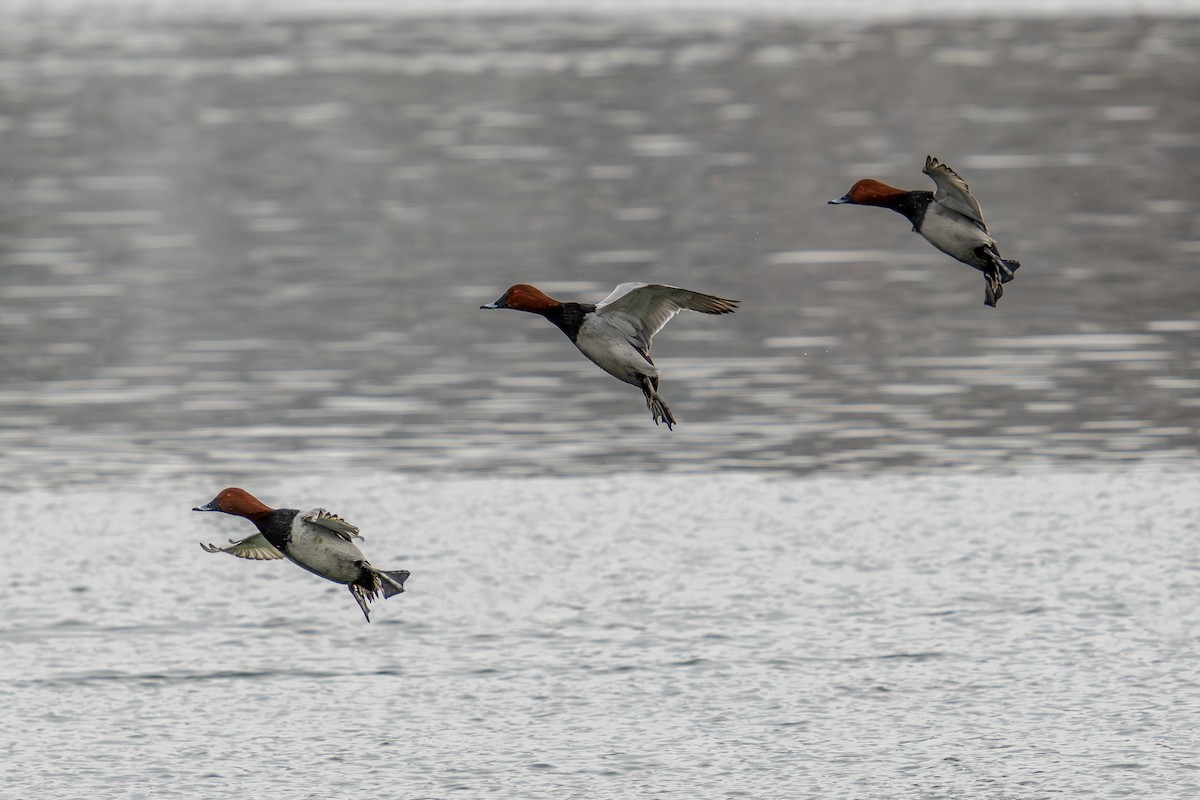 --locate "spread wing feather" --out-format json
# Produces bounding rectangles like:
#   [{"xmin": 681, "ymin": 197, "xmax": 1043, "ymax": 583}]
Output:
[
  {"xmin": 594, "ymin": 283, "xmax": 739, "ymax": 355},
  {"xmin": 924, "ymin": 155, "xmax": 987, "ymax": 231},
  {"xmin": 200, "ymin": 533, "xmax": 285, "ymax": 561},
  {"xmin": 302, "ymin": 508, "xmax": 363, "ymax": 542}
]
